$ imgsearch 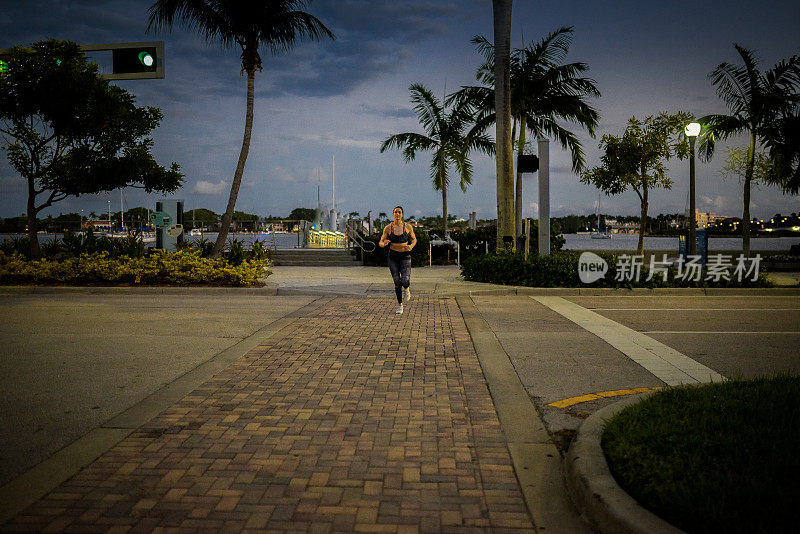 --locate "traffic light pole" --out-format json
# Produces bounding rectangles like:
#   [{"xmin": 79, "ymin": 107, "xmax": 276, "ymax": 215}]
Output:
[
  {"xmin": 1, "ymin": 41, "xmax": 164, "ymax": 80},
  {"xmin": 538, "ymin": 138, "xmax": 550, "ymax": 257}
]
